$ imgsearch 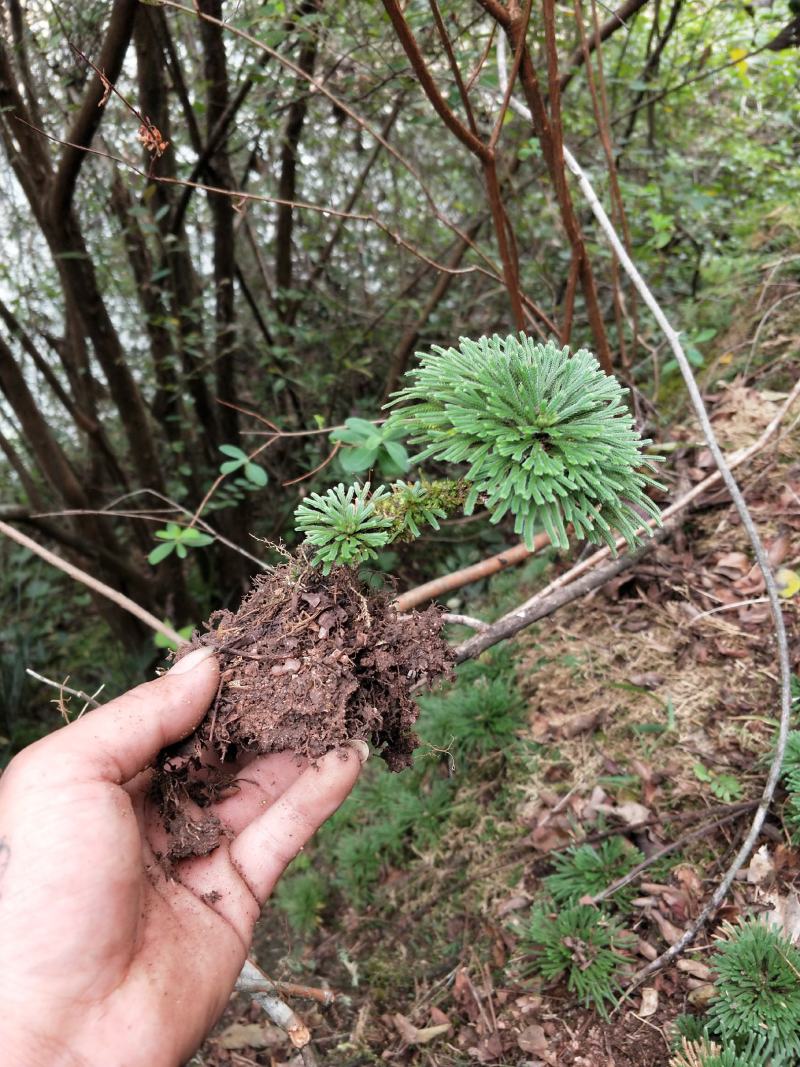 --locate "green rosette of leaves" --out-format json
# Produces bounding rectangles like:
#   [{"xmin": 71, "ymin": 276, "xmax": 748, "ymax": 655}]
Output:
[{"xmin": 387, "ymin": 334, "xmax": 663, "ymax": 552}]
